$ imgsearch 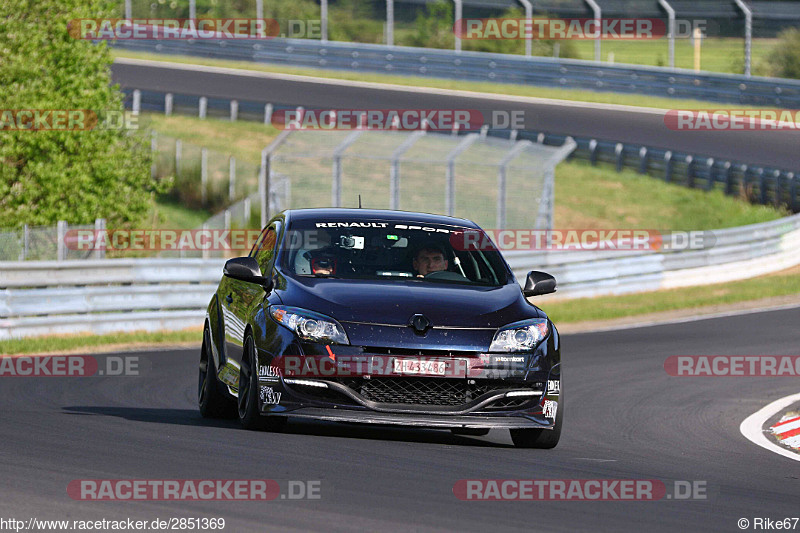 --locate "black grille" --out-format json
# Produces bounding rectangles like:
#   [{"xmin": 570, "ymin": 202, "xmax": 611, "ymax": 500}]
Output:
[
  {"xmin": 485, "ymin": 397, "xmax": 535, "ymax": 410},
  {"xmin": 349, "ymin": 377, "xmax": 500, "ymax": 406}
]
